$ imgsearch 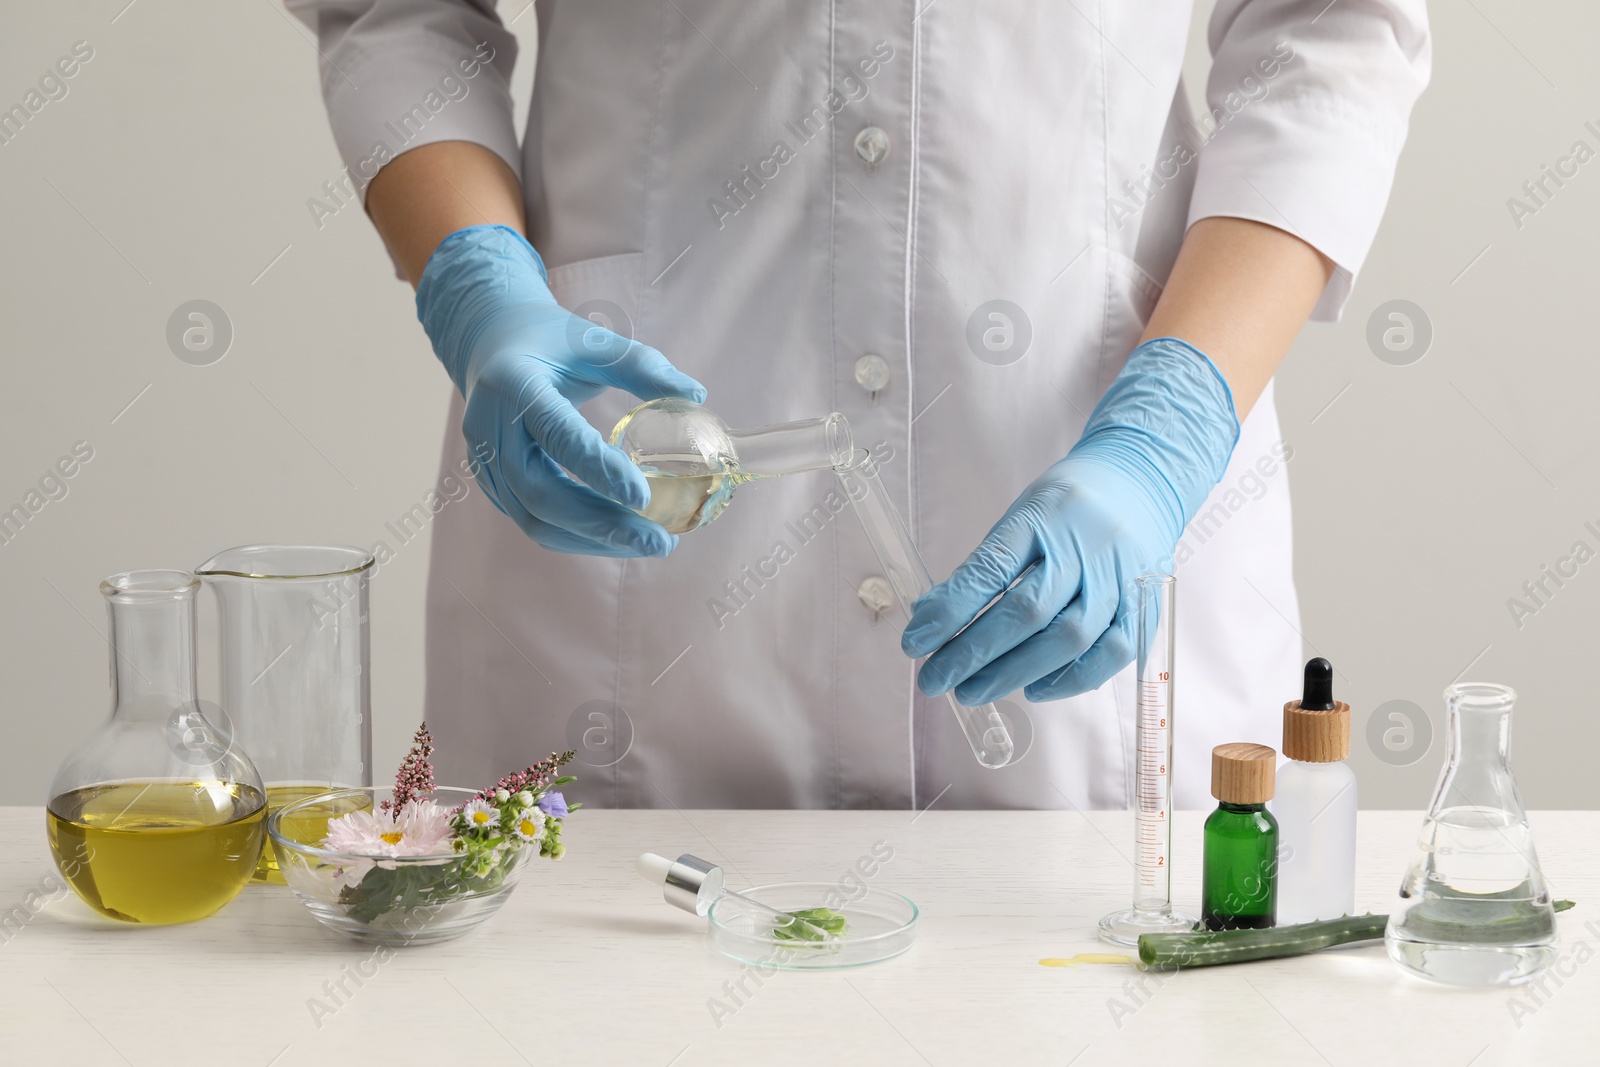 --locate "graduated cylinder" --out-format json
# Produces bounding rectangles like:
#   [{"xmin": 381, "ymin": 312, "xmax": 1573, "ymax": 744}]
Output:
[{"xmin": 1098, "ymin": 574, "xmax": 1197, "ymax": 944}]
